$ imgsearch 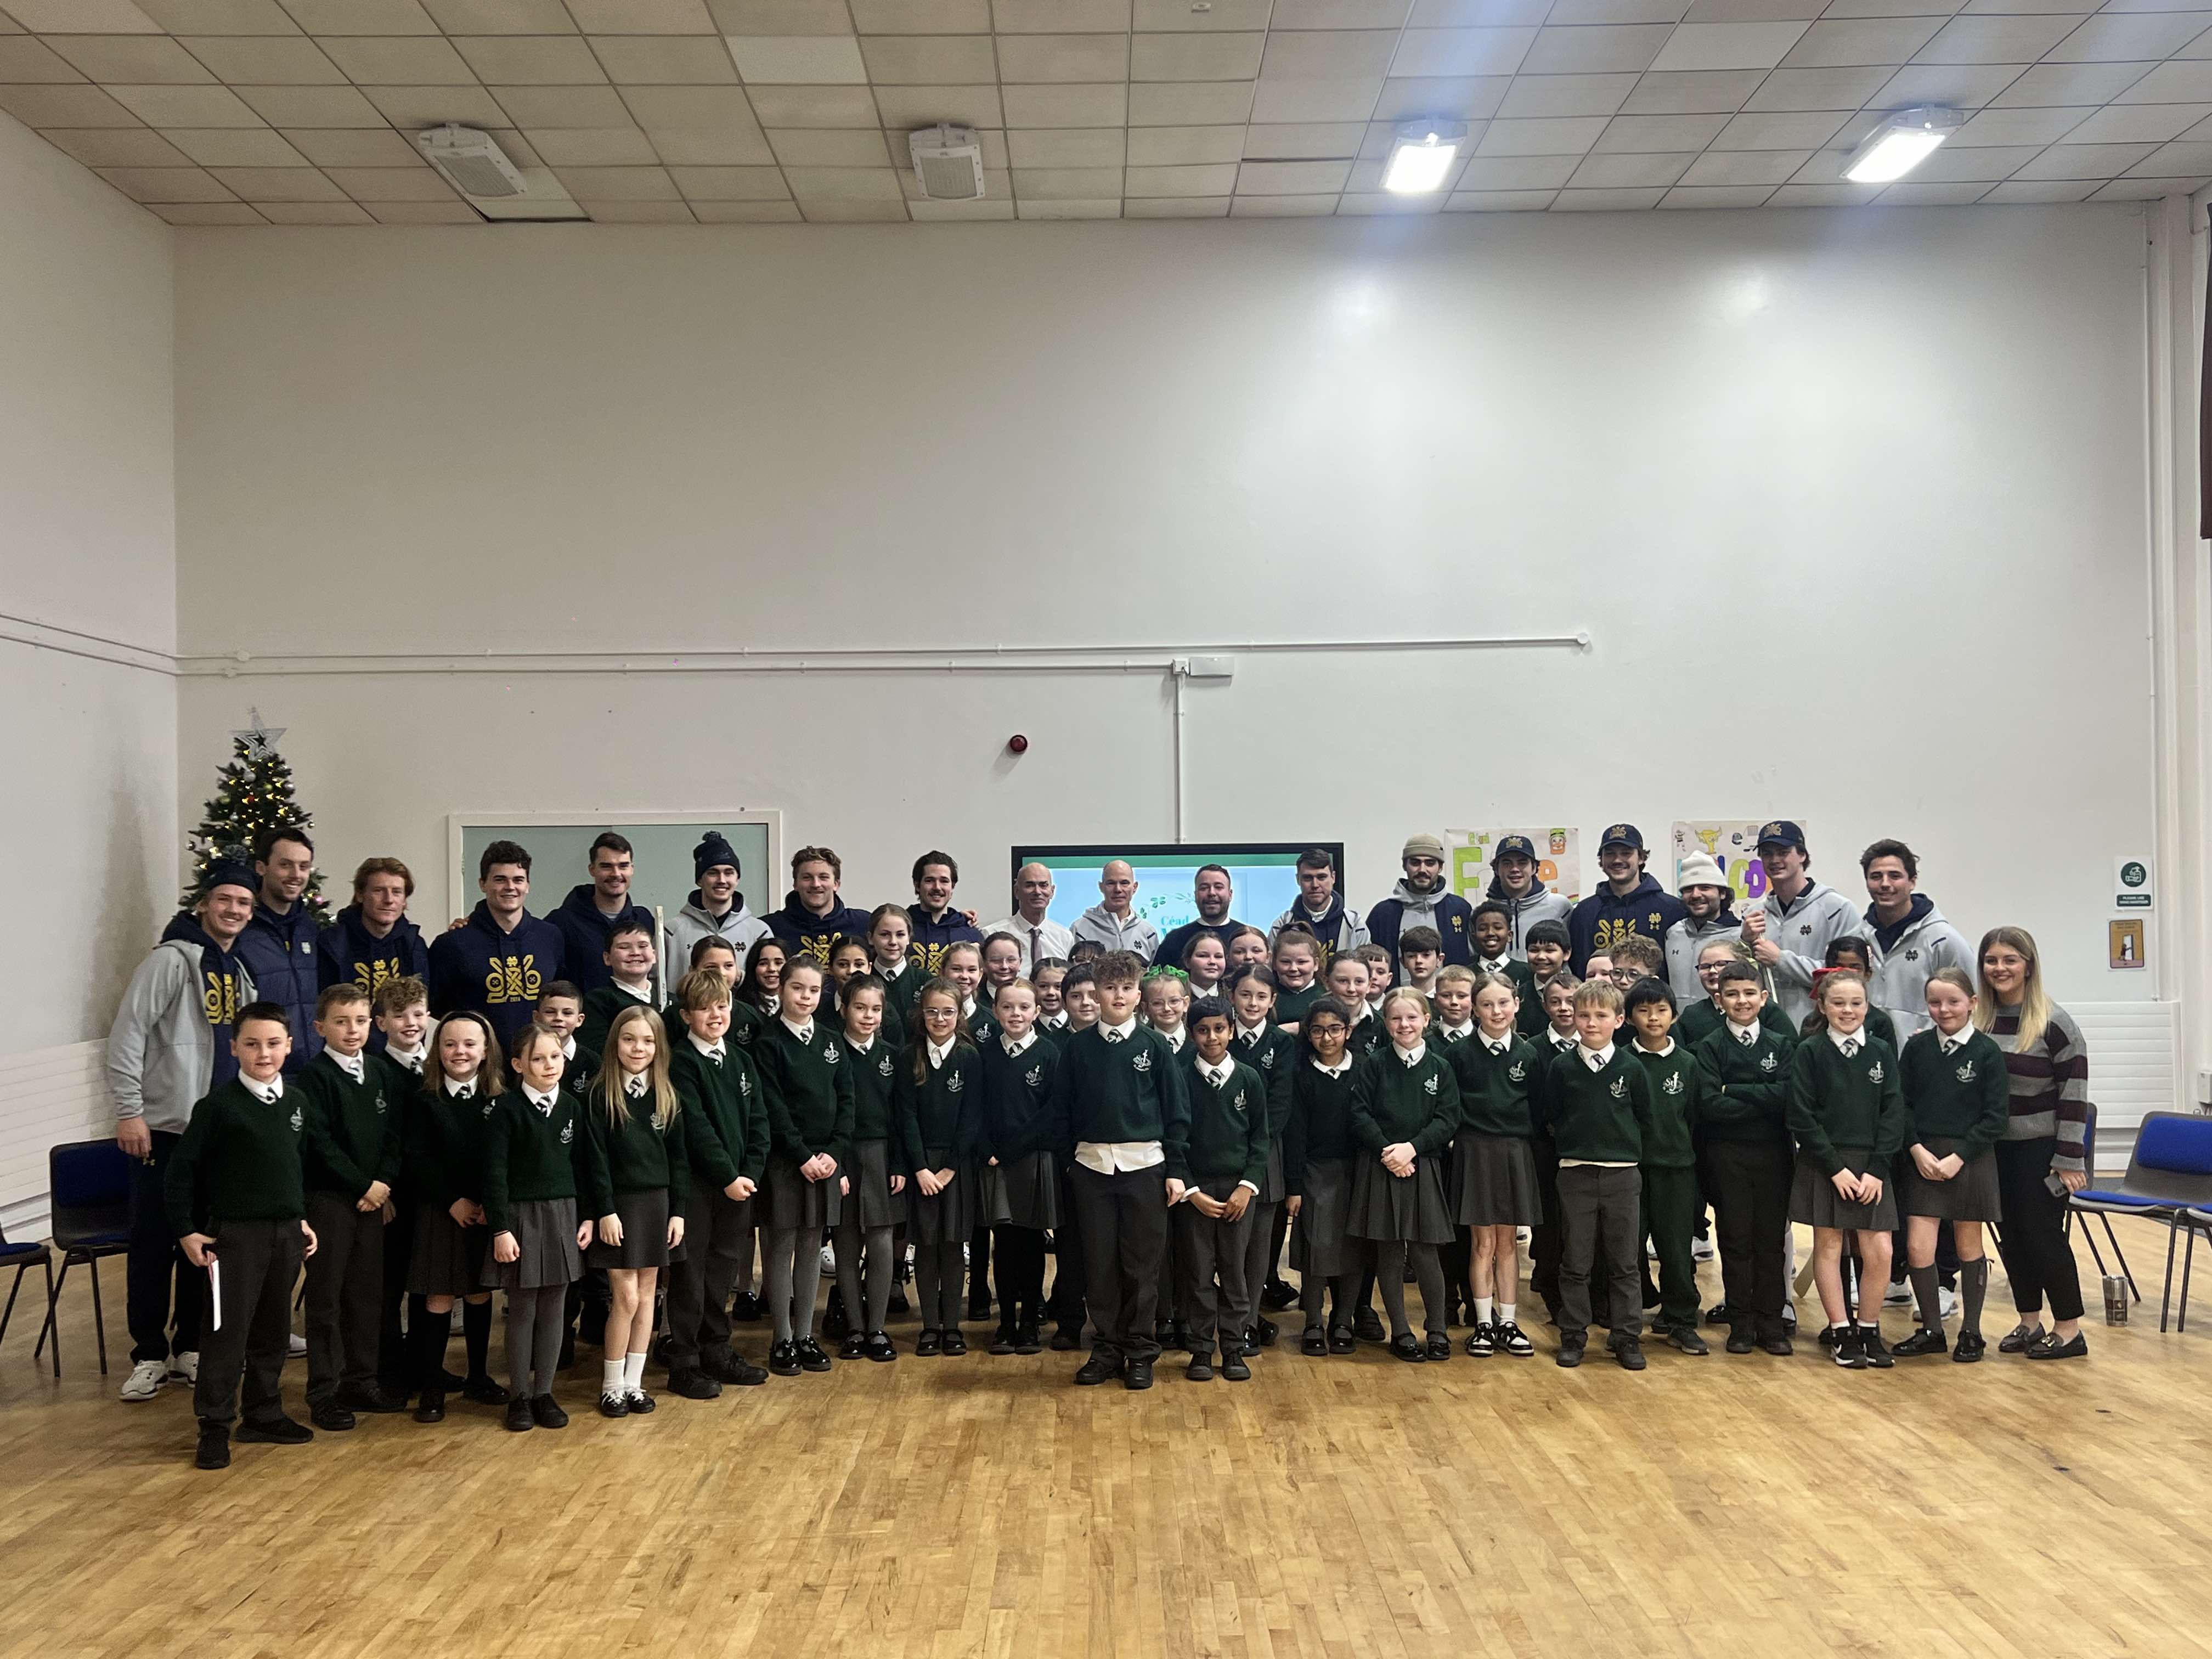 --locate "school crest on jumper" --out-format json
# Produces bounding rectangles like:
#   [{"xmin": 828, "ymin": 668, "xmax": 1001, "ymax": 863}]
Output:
[
  {"xmin": 1508, "ymin": 1061, "xmax": 1527, "ymax": 1082},
  {"xmin": 1257, "ymin": 1048, "xmax": 1276, "ymax": 1069},
  {"xmin": 740, "ymin": 1073, "xmax": 752, "ymax": 1096},
  {"xmin": 1423, "ymin": 1074, "xmax": 1440, "ymax": 1096},
  {"xmin": 1131, "ymin": 1050, "xmax": 1152, "ymax": 1073},
  {"xmin": 1232, "ymin": 1090, "xmax": 1248, "ymax": 1113},
  {"xmin": 822, "ymin": 1041, "xmax": 839, "ymax": 1063},
  {"xmin": 374, "ymin": 1092, "xmax": 386, "ymax": 1115},
  {"xmin": 947, "ymin": 1071, "xmax": 964, "ymax": 1092},
  {"xmin": 878, "ymin": 1053, "xmax": 894, "ymax": 1078},
  {"xmin": 1608, "ymin": 1077, "xmax": 1628, "ymax": 1099},
  {"xmin": 1025, "ymin": 1065, "xmax": 1042, "ymax": 1087},
  {"xmin": 1759, "ymin": 1052, "xmax": 1778, "ymax": 1072},
  {"xmin": 289, "ymin": 1106, "xmax": 302, "ymax": 1131},
  {"xmin": 1662, "ymin": 1073, "xmax": 1684, "ymax": 1096},
  {"xmin": 1955, "ymin": 1062, "xmax": 1976, "ymax": 1083},
  {"xmin": 1867, "ymin": 1062, "xmax": 1884, "ymax": 1083},
  {"xmin": 560, "ymin": 1120, "xmax": 574, "ymax": 1144}
]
